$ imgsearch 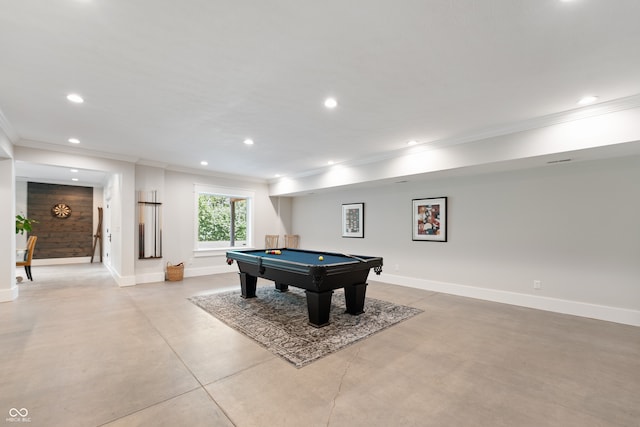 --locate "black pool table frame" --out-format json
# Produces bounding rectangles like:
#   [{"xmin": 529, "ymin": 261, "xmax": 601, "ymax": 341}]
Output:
[{"xmin": 226, "ymin": 249, "xmax": 383, "ymax": 327}]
